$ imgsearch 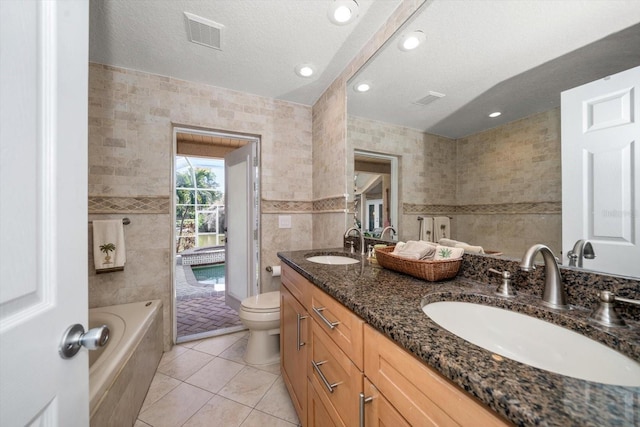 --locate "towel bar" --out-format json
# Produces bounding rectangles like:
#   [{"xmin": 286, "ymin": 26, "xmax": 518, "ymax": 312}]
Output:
[{"xmin": 89, "ymin": 218, "xmax": 130, "ymax": 225}]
